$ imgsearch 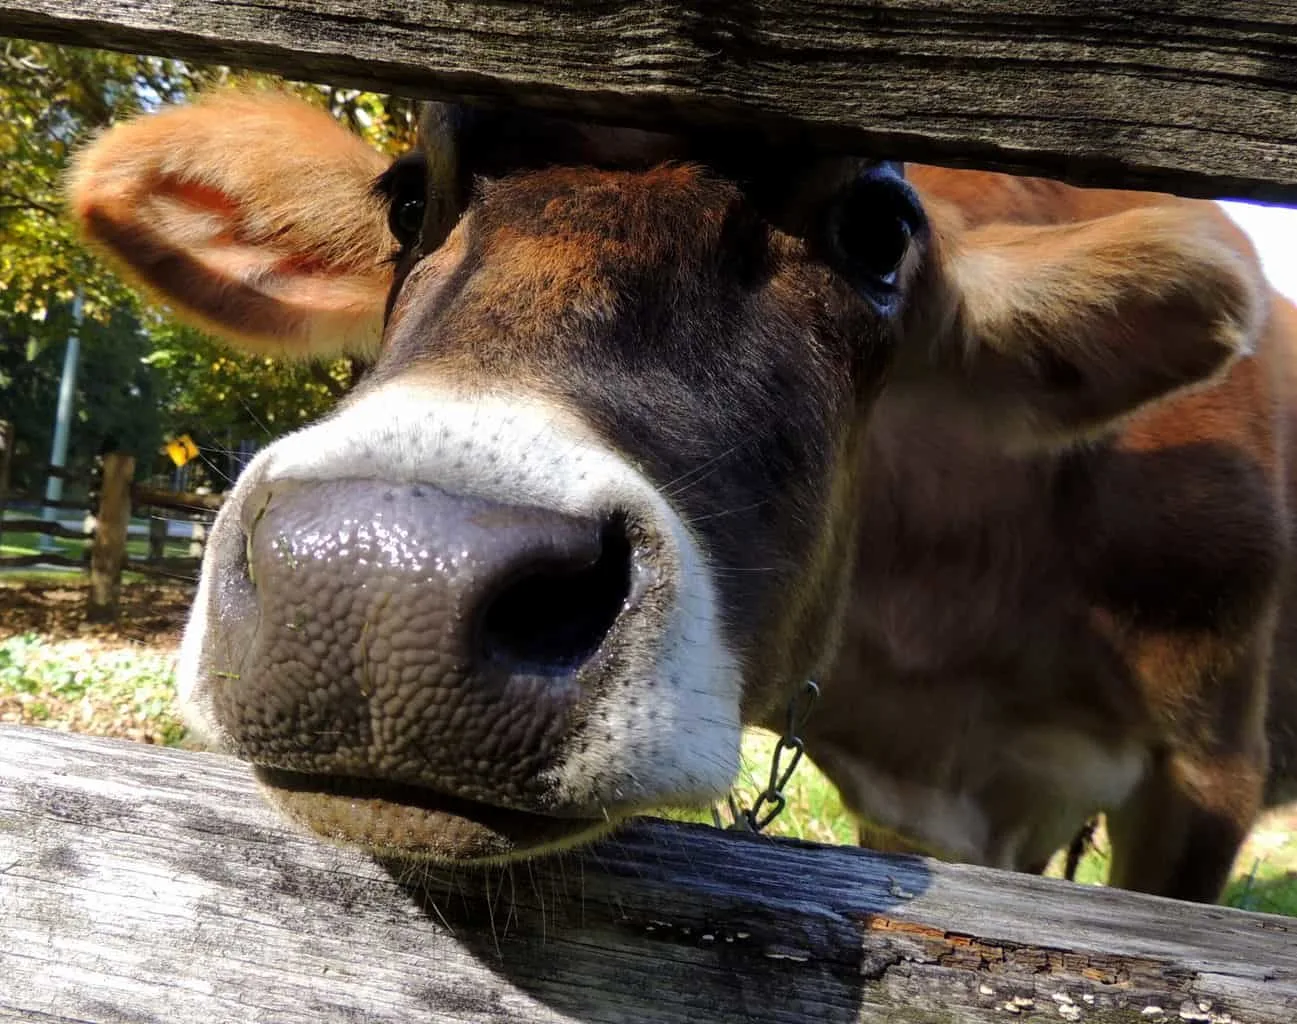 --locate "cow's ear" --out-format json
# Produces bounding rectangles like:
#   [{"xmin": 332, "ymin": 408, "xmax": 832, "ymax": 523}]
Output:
[
  {"xmin": 904, "ymin": 203, "xmax": 1267, "ymax": 450},
  {"xmin": 68, "ymin": 90, "xmax": 394, "ymax": 358}
]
